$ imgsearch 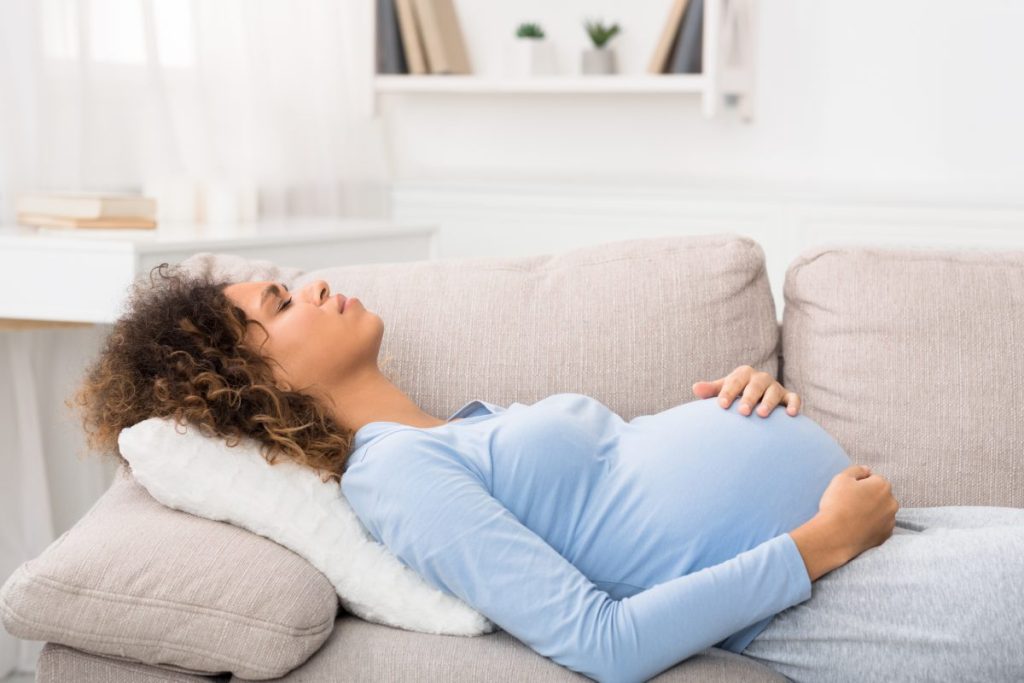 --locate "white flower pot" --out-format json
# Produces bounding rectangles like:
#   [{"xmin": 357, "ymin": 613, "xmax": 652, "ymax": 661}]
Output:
[
  {"xmin": 505, "ymin": 38, "xmax": 557, "ymax": 77},
  {"xmin": 581, "ymin": 47, "xmax": 616, "ymax": 75}
]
